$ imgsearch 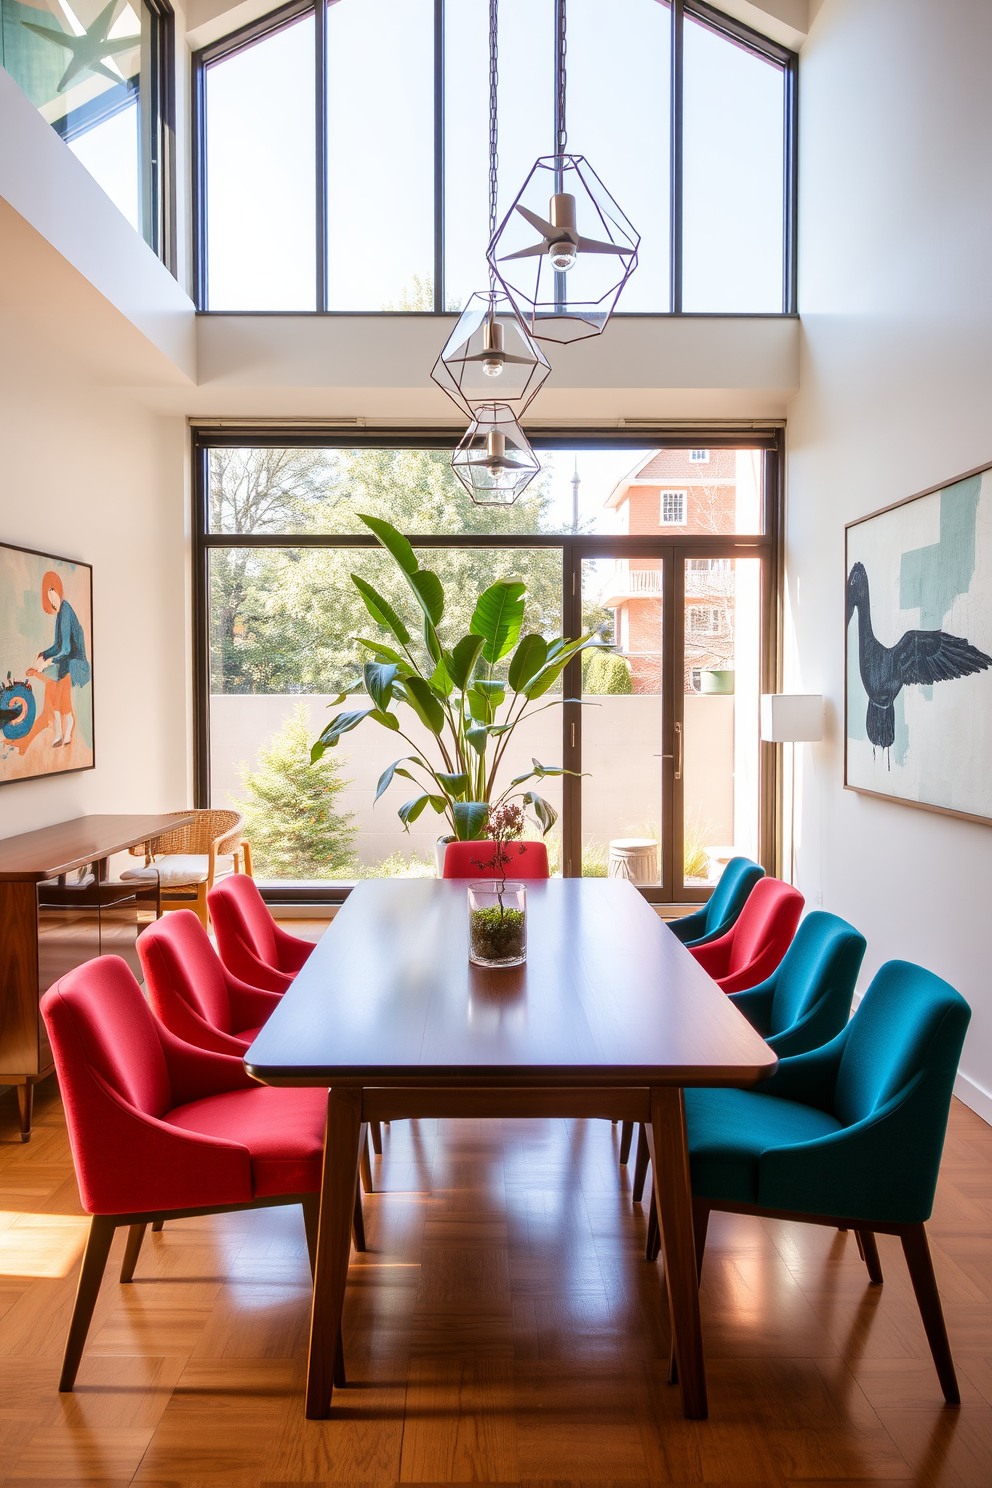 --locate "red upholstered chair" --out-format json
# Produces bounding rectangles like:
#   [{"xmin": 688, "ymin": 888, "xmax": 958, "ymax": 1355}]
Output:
[
  {"xmin": 689, "ymin": 877, "xmax": 804, "ymax": 993},
  {"xmin": 208, "ymin": 873, "xmax": 314, "ymax": 994},
  {"xmin": 41, "ymin": 955, "xmax": 366, "ymax": 1392},
  {"xmin": 442, "ymin": 840, "xmax": 550, "ymax": 879},
  {"xmin": 137, "ymin": 909, "xmax": 281, "ymax": 1056}
]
